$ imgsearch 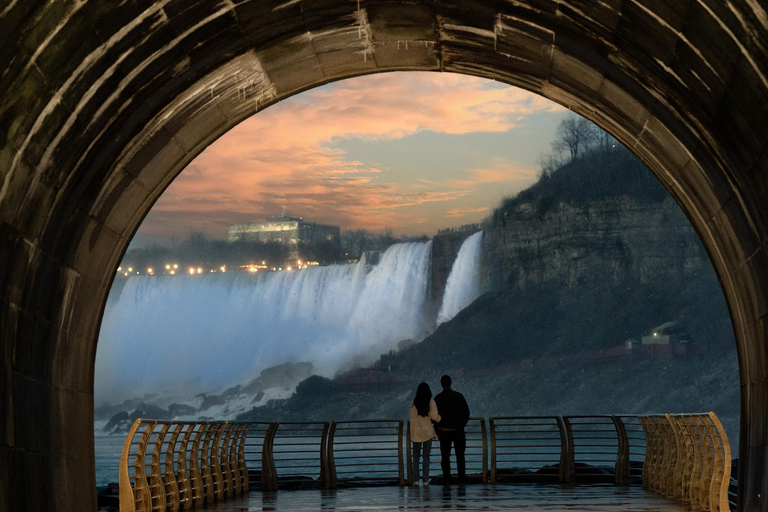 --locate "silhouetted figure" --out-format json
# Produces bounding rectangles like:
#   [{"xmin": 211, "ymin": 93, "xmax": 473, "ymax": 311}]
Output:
[
  {"xmin": 434, "ymin": 374, "xmax": 470, "ymax": 484},
  {"xmin": 410, "ymin": 382, "xmax": 441, "ymax": 486}
]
